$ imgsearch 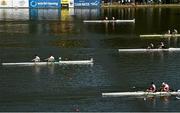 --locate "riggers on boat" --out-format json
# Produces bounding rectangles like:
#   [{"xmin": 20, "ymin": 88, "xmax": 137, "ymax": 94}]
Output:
[
  {"xmin": 140, "ymin": 34, "xmax": 180, "ymax": 38},
  {"xmin": 118, "ymin": 48, "xmax": 180, "ymax": 52},
  {"xmin": 102, "ymin": 91, "xmax": 180, "ymax": 97},
  {"xmin": 2, "ymin": 58, "xmax": 94, "ymax": 66},
  {"xmin": 83, "ymin": 19, "xmax": 135, "ymax": 23}
]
